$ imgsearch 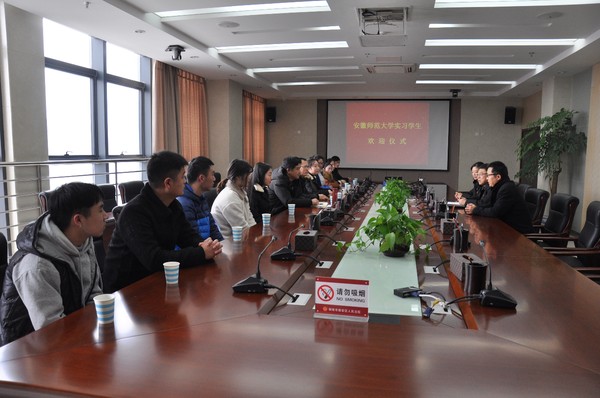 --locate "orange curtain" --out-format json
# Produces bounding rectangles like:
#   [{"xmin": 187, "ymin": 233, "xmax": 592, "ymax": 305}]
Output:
[
  {"xmin": 242, "ymin": 90, "xmax": 266, "ymax": 165},
  {"xmin": 152, "ymin": 61, "xmax": 209, "ymax": 160}
]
